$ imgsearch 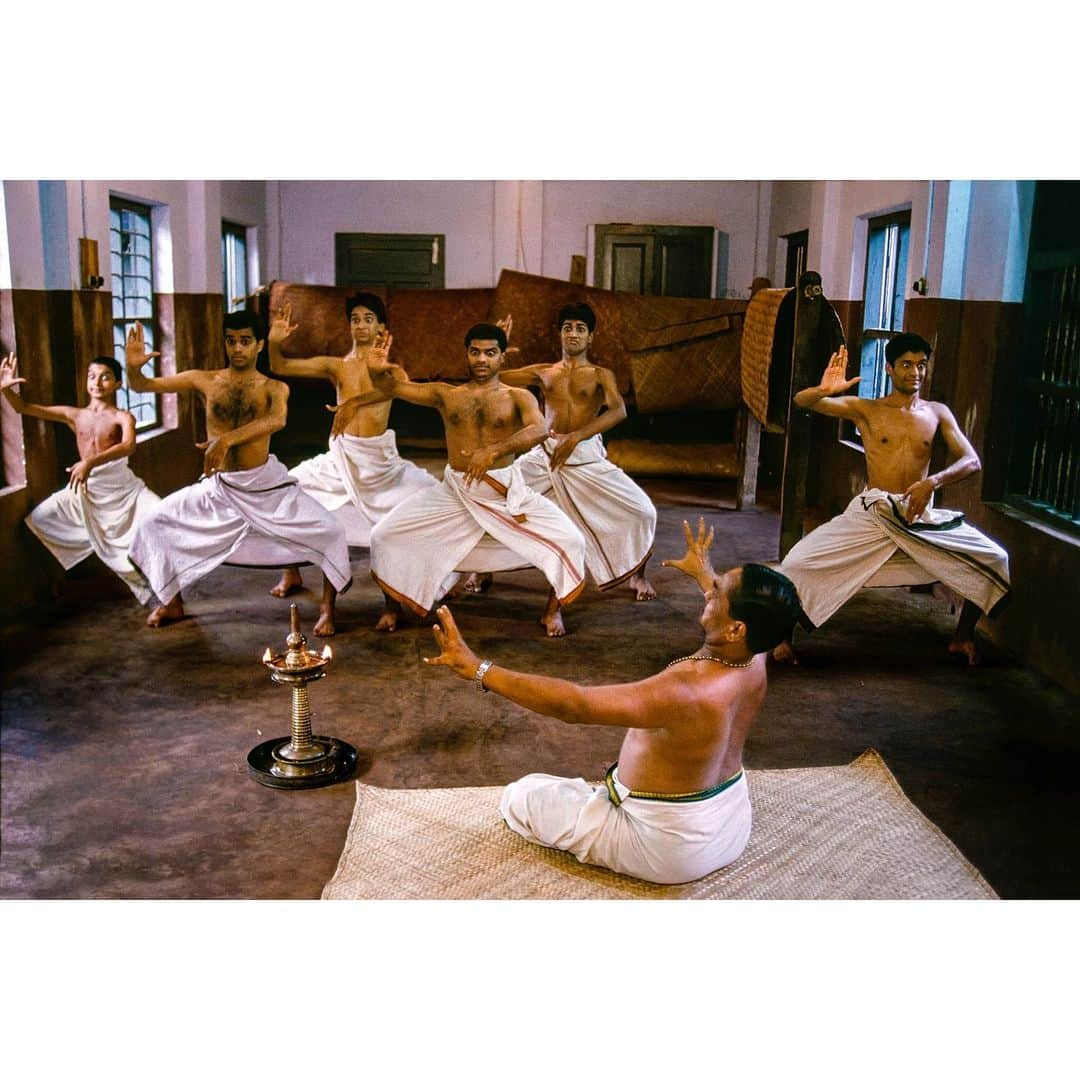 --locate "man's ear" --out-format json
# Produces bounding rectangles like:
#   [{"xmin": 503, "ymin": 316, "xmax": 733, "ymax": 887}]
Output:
[{"xmin": 726, "ymin": 619, "xmax": 747, "ymax": 644}]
